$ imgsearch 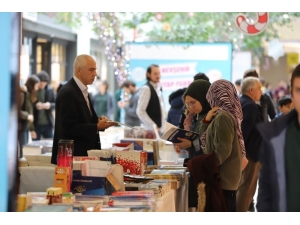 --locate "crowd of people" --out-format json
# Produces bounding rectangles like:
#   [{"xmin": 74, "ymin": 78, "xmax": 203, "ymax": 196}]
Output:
[{"xmin": 18, "ymin": 54, "xmax": 300, "ymax": 212}]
